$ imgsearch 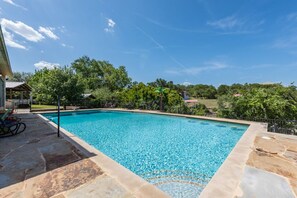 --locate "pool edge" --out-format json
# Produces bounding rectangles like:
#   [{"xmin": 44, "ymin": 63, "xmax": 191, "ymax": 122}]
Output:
[{"xmin": 37, "ymin": 109, "xmax": 268, "ymax": 198}]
